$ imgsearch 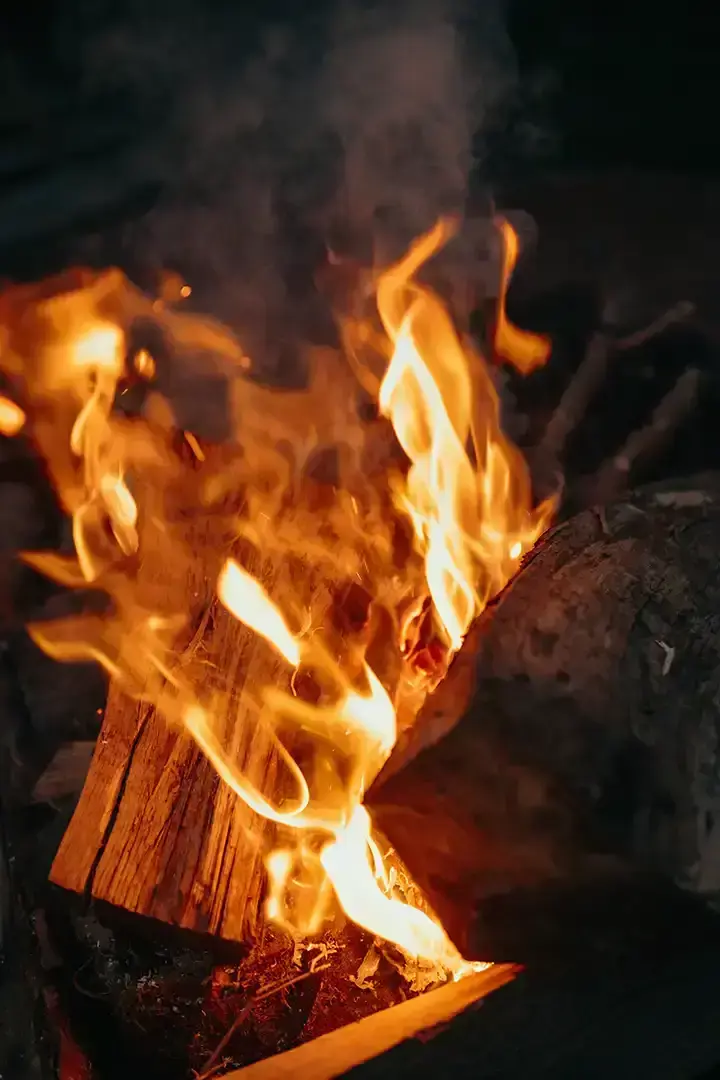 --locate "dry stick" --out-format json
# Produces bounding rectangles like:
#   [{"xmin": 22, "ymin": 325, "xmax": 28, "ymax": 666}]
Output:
[
  {"xmin": 532, "ymin": 300, "xmax": 696, "ymax": 499},
  {"xmin": 532, "ymin": 332, "xmax": 612, "ymax": 495},
  {"xmin": 196, "ymin": 967, "xmax": 329, "ymax": 1080},
  {"xmin": 616, "ymin": 300, "xmax": 695, "ymax": 352},
  {"xmin": 537, "ymin": 300, "xmax": 696, "ymax": 463},
  {"xmin": 586, "ymin": 367, "xmax": 702, "ymax": 506}
]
